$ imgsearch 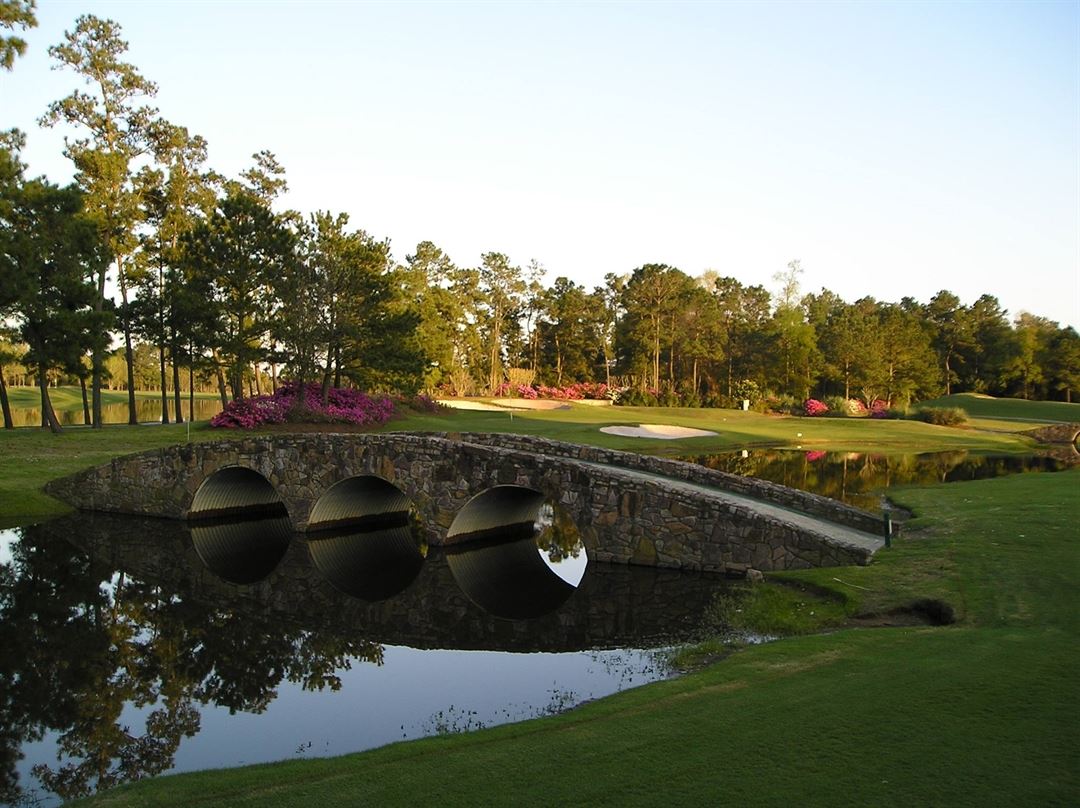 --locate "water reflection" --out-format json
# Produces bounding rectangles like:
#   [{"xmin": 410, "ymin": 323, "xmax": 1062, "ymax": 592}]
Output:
[
  {"xmin": 447, "ymin": 526, "xmax": 578, "ymax": 619},
  {"xmin": 7, "ymin": 397, "xmax": 222, "ymax": 427},
  {"xmin": 534, "ymin": 502, "xmax": 587, "ymax": 587},
  {"xmin": 307, "ymin": 523, "xmax": 424, "ymax": 602},
  {"xmin": 682, "ymin": 449, "xmax": 1076, "ymax": 512},
  {"xmin": 0, "ymin": 519, "xmax": 380, "ymax": 805},
  {"xmin": 0, "ymin": 513, "xmax": 723, "ymax": 805},
  {"xmin": 191, "ymin": 515, "xmax": 292, "ymax": 584}
]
